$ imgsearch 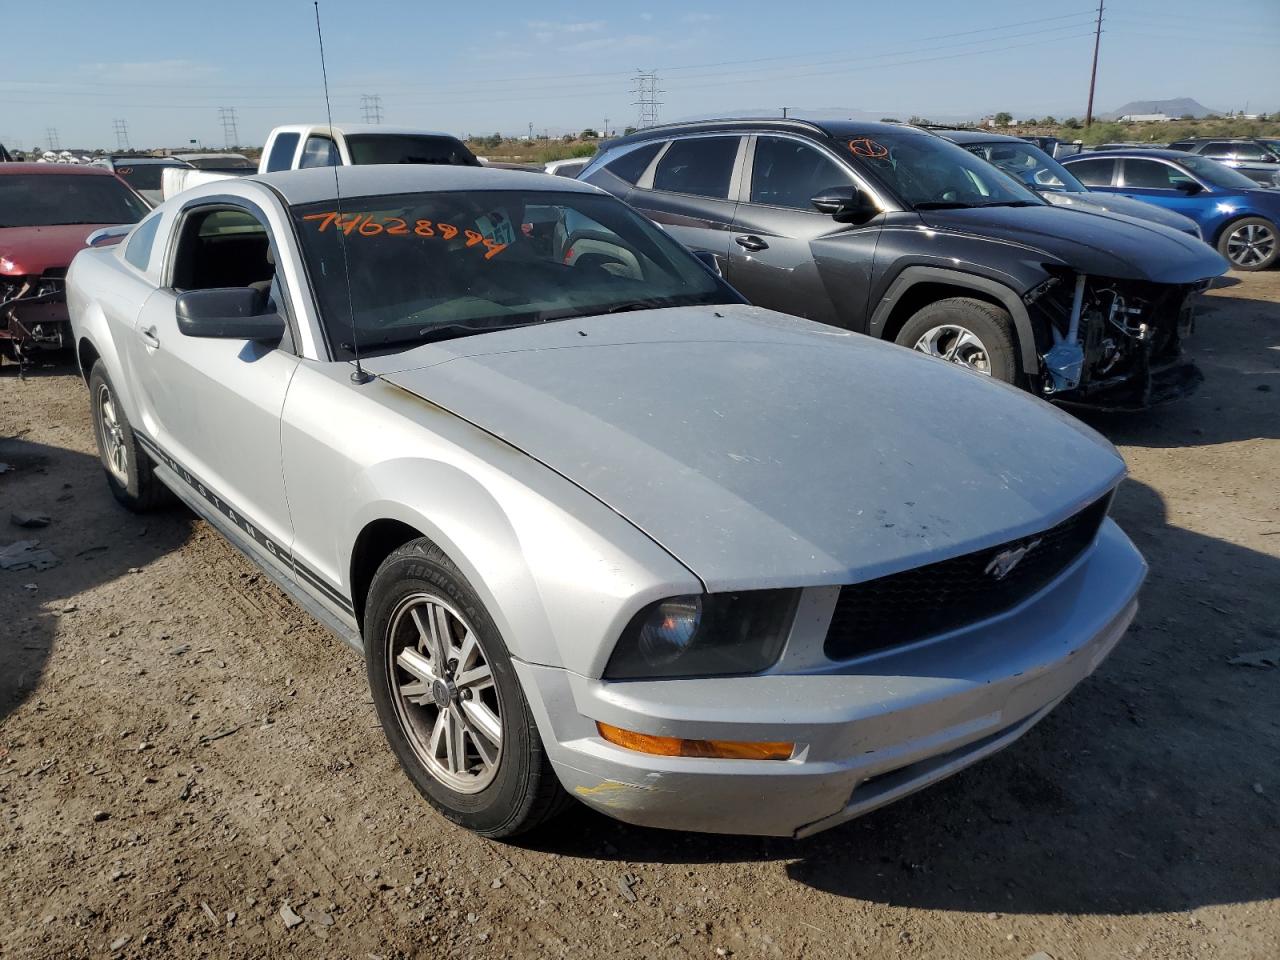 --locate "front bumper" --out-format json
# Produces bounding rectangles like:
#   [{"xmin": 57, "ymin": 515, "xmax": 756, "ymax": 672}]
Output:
[{"xmin": 515, "ymin": 520, "xmax": 1145, "ymax": 837}]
